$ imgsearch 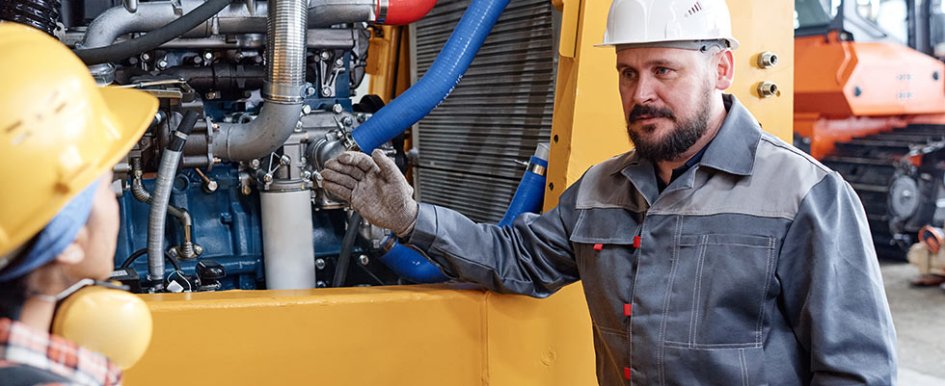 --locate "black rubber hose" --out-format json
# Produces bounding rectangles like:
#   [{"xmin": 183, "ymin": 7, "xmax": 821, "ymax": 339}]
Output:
[
  {"xmin": 0, "ymin": 0, "xmax": 62, "ymax": 36},
  {"xmin": 74, "ymin": 0, "xmax": 231, "ymax": 65},
  {"xmin": 119, "ymin": 248, "xmax": 182, "ymax": 272},
  {"xmin": 332, "ymin": 212, "xmax": 363, "ymax": 287},
  {"xmin": 120, "ymin": 248, "xmax": 148, "ymax": 269},
  {"xmin": 168, "ymin": 110, "xmax": 199, "ymax": 152}
]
